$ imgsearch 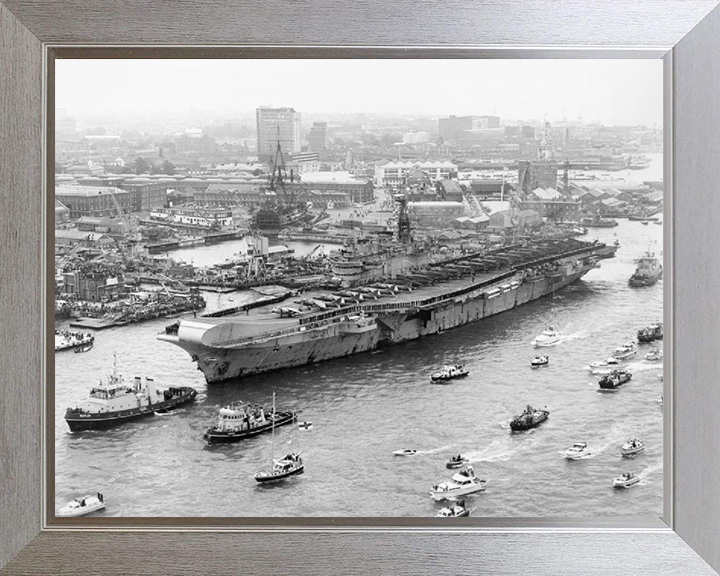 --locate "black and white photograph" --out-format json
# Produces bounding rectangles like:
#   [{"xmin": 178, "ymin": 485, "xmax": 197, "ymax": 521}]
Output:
[{"xmin": 54, "ymin": 58, "xmax": 664, "ymax": 518}]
